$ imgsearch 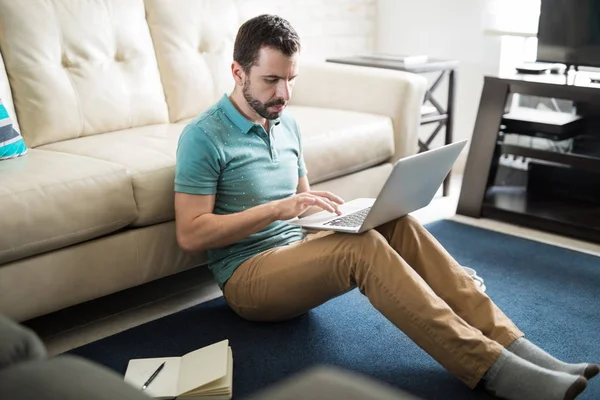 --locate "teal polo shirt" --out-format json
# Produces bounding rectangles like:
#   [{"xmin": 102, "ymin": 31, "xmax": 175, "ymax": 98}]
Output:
[{"xmin": 175, "ymin": 94, "xmax": 308, "ymax": 288}]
